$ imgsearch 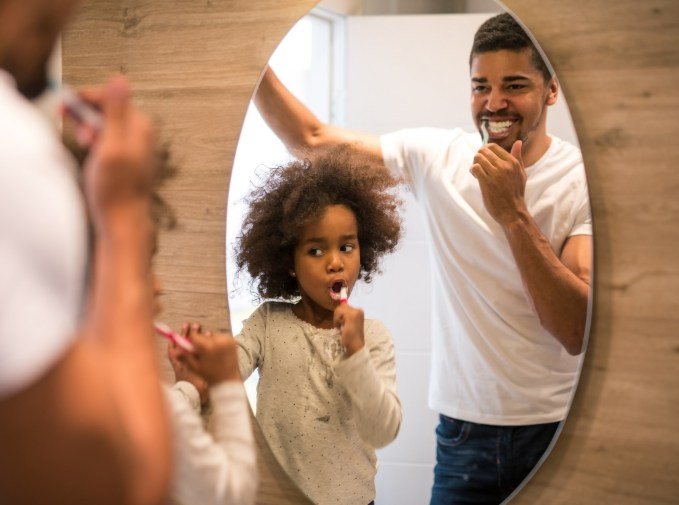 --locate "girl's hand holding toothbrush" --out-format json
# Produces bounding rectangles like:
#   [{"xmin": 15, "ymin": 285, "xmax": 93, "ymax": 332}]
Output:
[
  {"xmin": 177, "ymin": 323, "xmax": 242, "ymax": 385},
  {"xmin": 333, "ymin": 288, "xmax": 365, "ymax": 357}
]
